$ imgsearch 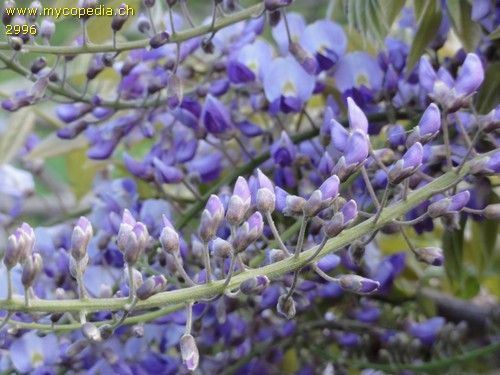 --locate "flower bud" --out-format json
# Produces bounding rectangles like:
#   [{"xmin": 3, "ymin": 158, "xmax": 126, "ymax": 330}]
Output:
[
  {"xmin": 324, "ymin": 199, "xmax": 357, "ymax": 237},
  {"xmin": 2, "ymin": 0, "xmax": 15, "ymax": 26},
  {"xmin": 81, "ymin": 322, "xmax": 101, "ymax": 342},
  {"xmin": 388, "ymin": 142, "xmax": 423, "ymax": 184},
  {"xmin": 117, "ymin": 209, "xmax": 136, "ymax": 253},
  {"xmin": 232, "ymin": 212, "xmax": 264, "ymax": 253},
  {"xmin": 339, "ymin": 275, "xmax": 379, "ymax": 294},
  {"xmin": 28, "ymin": 0, "xmax": 41, "ymax": 23},
  {"xmin": 201, "ymin": 37, "xmax": 215, "ymax": 54},
  {"xmin": 4, "ymin": 229, "xmax": 25, "ymax": 269},
  {"xmin": 212, "ymin": 238, "xmax": 233, "ymax": 258},
  {"xmin": 66, "ymin": 339, "xmax": 89, "ymax": 356},
  {"xmin": 40, "ymin": 18, "xmax": 56, "ymax": 41},
  {"xmin": 167, "ymin": 74, "xmax": 183, "ymax": 110},
  {"xmin": 199, "ymin": 195, "xmax": 224, "ymax": 242},
  {"xmin": 124, "ymin": 266, "xmax": 143, "ymax": 291},
  {"xmin": 70, "ymin": 253, "xmax": 89, "ymax": 279},
  {"xmin": 18, "ymin": 223, "xmax": 35, "ymax": 265},
  {"xmin": 21, "ymin": 253, "xmax": 42, "ymax": 289},
  {"xmin": 99, "ymin": 324, "xmax": 114, "ymax": 340},
  {"xmin": 406, "ymin": 103, "xmax": 441, "ymax": 146},
  {"xmin": 256, "ymin": 188, "xmax": 276, "ymax": 213},
  {"xmin": 124, "ymin": 222, "xmax": 149, "ymax": 266},
  {"xmin": 111, "ymin": 4, "xmax": 129, "ymax": 31},
  {"xmin": 471, "ymin": 152, "xmax": 500, "ymax": 176},
  {"xmin": 269, "ymin": 9, "xmax": 281, "ymax": 26},
  {"xmin": 136, "ymin": 13, "xmax": 151, "ymax": 35},
  {"xmin": 267, "ymin": 249, "xmax": 287, "ymax": 264},
  {"xmin": 160, "ymin": 215, "xmax": 179, "ymax": 254},
  {"xmin": 180, "ymin": 334, "xmax": 199, "ymax": 371},
  {"xmin": 150, "ymin": 31, "xmax": 170, "ymax": 49},
  {"xmin": 71, "ymin": 217, "xmax": 93, "ymax": 261},
  {"xmin": 484, "ymin": 204, "xmax": 500, "ymax": 220},
  {"xmin": 132, "ymin": 324, "xmax": 144, "ymax": 338},
  {"xmin": 136, "ymin": 275, "xmax": 167, "ymax": 300},
  {"xmin": 265, "ymin": 0, "xmax": 293, "ymax": 11},
  {"xmin": 30, "ymin": 57, "xmax": 46, "ymax": 74},
  {"xmin": 289, "ymin": 42, "xmax": 317, "ymax": 75},
  {"xmin": 427, "ymin": 191, "xmax": 470, "ymax": 218},
  {"xmin": 348, "ymin": 240, "xmax": 365, "ymax": 266},
  {"xmin": 277, "ymin": 294, "xmax": 296, "ymax": 320},
  {"xmin": 240, "ymin": 275, "xmax": 269, "ymax": 295},
  {"xmin": 414, "ymin": 247, "xmax": 443, "ymax": 266},
  {"xmin": 10, "ymin": 36, "xmax": 23, "ymax": 51}
]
